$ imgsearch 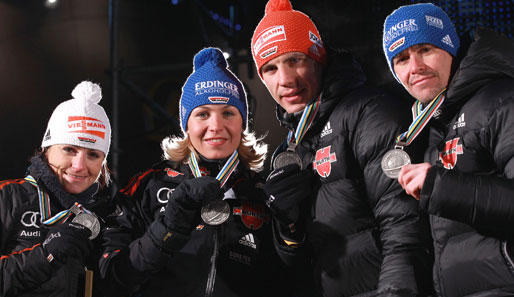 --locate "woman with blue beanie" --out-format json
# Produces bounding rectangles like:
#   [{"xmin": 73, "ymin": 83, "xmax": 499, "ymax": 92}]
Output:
[{"xmin": 99, "ymin": 47, "xmax": 290, "ymax": 297}]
